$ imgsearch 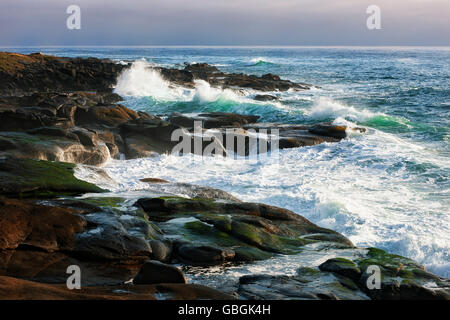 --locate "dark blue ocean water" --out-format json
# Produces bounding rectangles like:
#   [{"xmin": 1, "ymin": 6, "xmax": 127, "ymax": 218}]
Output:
[{"xmin": 5, "ymin": 46, "xmax": 449, "ymax": 276}]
